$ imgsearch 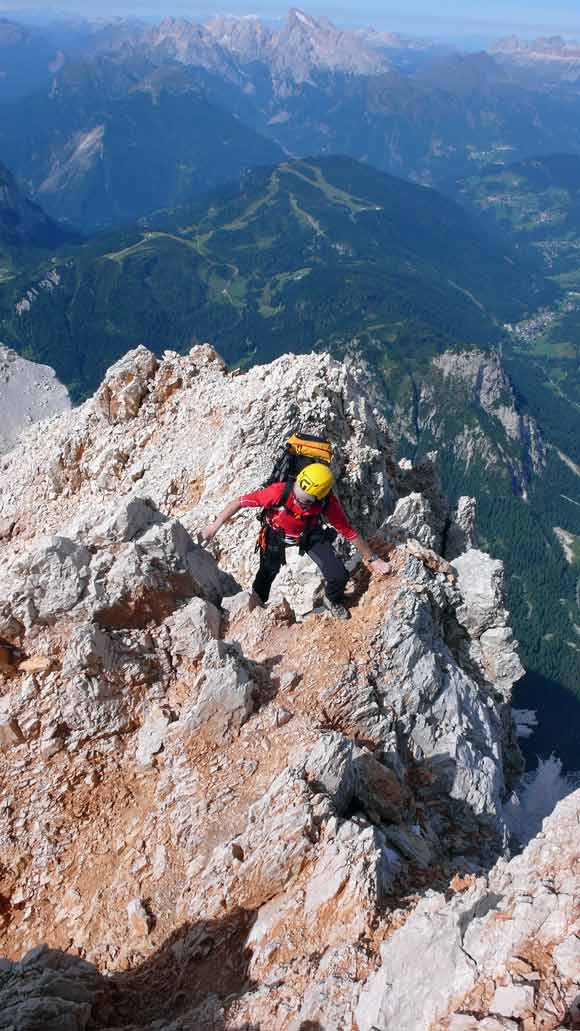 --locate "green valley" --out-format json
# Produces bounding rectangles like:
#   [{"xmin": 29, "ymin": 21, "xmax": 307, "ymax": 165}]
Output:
[{"xmin": 0, "ymin": 155, "xmax": 548, "ymax": 398}]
